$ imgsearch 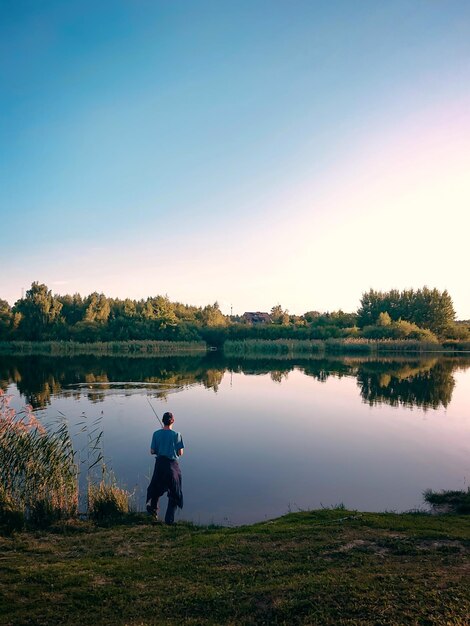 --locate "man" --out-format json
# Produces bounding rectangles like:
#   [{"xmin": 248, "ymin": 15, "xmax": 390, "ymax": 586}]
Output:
[{"xmin": 146, "ymin": 411, "xmax": 184, "ymax": 525}]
